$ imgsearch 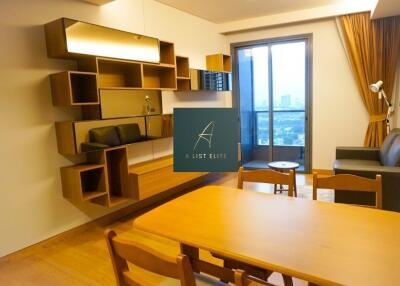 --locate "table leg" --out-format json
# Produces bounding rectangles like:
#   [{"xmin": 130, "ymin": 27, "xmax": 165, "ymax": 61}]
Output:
[
  {"xmin": 294, "ymin": 169, "xmax": 297, "ymax": 197},
  {"xmin": 180, "ymin": 243, "xmax": 200, "ymax": 273},
  {"xmin": 274, "ymin": 184, "xmax": 277, "ymax": 194}
]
